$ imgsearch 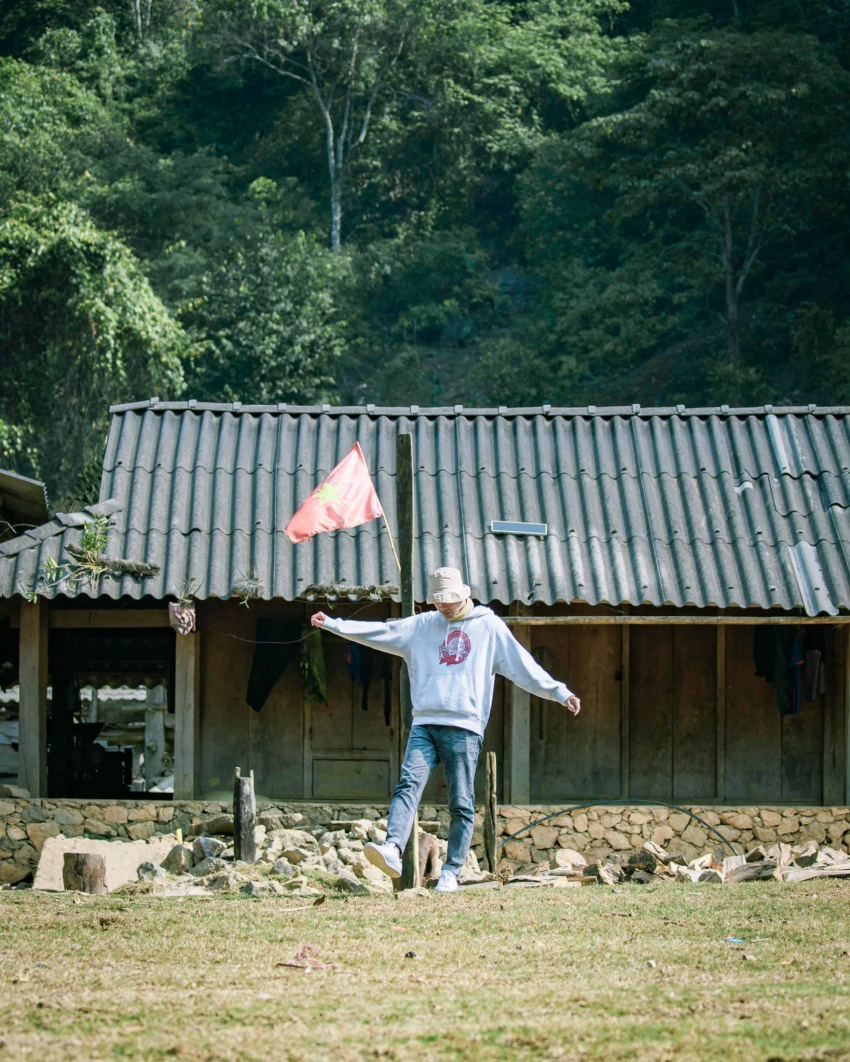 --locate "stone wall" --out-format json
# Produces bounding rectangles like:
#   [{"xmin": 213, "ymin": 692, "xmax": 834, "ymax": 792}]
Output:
[{"xmin": 2, "ymin": 797, "xmax": 849, "ymax": 885}]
